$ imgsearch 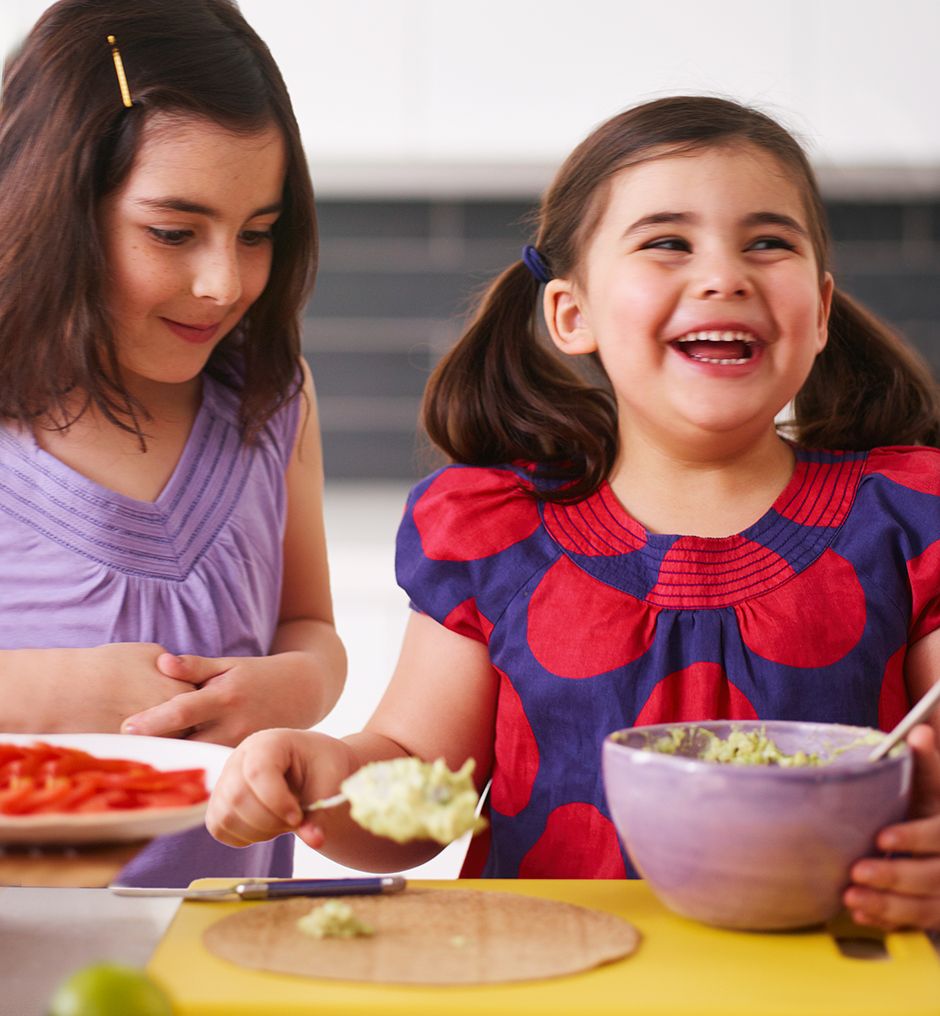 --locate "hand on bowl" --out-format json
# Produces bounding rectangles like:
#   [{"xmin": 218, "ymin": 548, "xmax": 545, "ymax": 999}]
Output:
[
  {"xmin": 844, "ymin": 723, "xmax": 940, "ymax": 931},
  {"xmin": 602, "ymin": 720, "xmax": 913, "ymax": 931}
]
